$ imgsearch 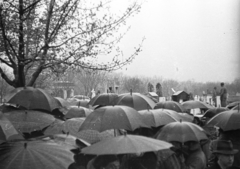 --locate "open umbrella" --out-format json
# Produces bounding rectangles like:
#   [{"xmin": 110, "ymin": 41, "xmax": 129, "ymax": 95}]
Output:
[
  {"xmin": 4, "ymin": 110, "xmax": 55, "ymax": 133},
  {"xmin": 0, "ymin": 112, "xmax": 24, "ymax": 143},
  {"xmin": 207, "ymin": 110, "xmax": 240, "ymax": 131},
  {"xmin": 154, "ymin": 101, "xmax": 185, "ymax": 112},
  {"xmin": 156, "ymin": 121, "xmax": 208, "ymax": 143},
  {"xmin": 0, "ymin": 140, "xmax": 75, "ymax": 169},
  {"xmin": 181, "ymin": 100, "xmax": 213, "ymax": 109},
  {"xmin": 114, "ymin": 92, "xmax": 156, "ymax": 111},
  {"xmin": 226, "ymin": 101, "xmax": 240, "ymax": 109},
  {"xmin": 6, "ymin": 87, "xmax": 61, "ymax": 112},
  {"xmin": 232, "ymin": 104, "xmax": 239, "ymax": 110},
  {"xmin": 177, "ymin": 113, "xmax": 194, "ymax": 122},
  {"xmin": 138, "ymin": 109, "xmax": 178, "ymax": 127},
  {"xmin": 63, "ymin": 118, "xmax": 86, "ymax": 136},
  {"xmin": 79, "ymin": 105, "xmax": 148, "ymax": 132},
  {"xmin": 43, "ymin": 119, "xmax": 65, "ymax": 135},
  {"xmin": 54, "ymin": 97, "xmax": 71, "ymax": 108},
  {"xmin": 50, "ymin": 134, "xmax": 91, "ymax": 148},
  {"xmin": 76, "ymin": 129, "xmax": 115, "ymax": 144},
  {"xmin": 81, "ymin": 134, "xmax": 172, "ymax": 155},
  {"xmin": 88, "ymin": 93, "xmax": 118, "ymax": 106},
  {"xmin": 65, "ymin": 106, "xmax": 92, "ymax": 119},
  {"xmin": 200, "ymin": 107, "xmax": 229, "ymax": 118}
]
